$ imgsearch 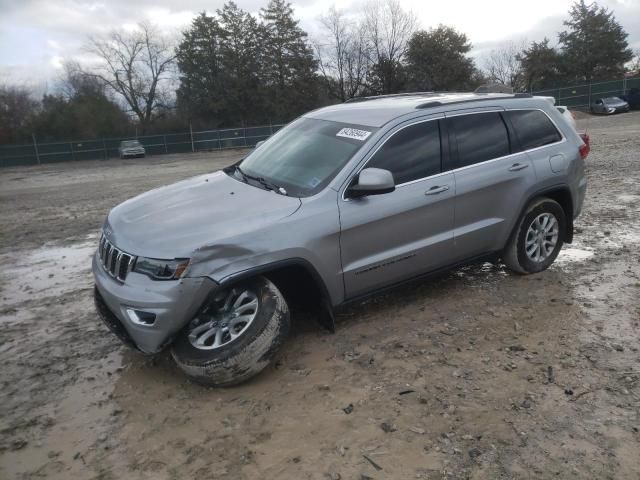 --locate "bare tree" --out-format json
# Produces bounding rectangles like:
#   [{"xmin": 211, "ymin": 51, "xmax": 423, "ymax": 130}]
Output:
[
  {"xmin": 363, "ymin": 0, "xmax": 417, "ymax": 93},
  {"xmin": 315, "ymin": 7, "xmax": 369, "ymax": 101},
  {"xmin": 629, "ymin": 48, "xmax": 640, "ymax": 72},
  {"xmin": 85, "ymin": 23, "xmax": 175, "ymax": 132},
  {"xmin": 482, "ymin": 40, "xmax": 526, "ymax": 90},
  {"xmin": 58, "ymin": 60, "xmax": 105, "ymax": 100}
]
